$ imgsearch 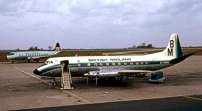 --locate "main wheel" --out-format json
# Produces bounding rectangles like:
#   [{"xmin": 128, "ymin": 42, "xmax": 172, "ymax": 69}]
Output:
[
  {"xmin": 99, "ymin": 78, "xmax": 105, "ymax": 82},
  {"xmin": 140, "ymin": 74, "xmax": 146, "ymax": 77},
  {"xmin": 119, "ymin": 76, "xmax": 123, "ymax": 81},
  {"xmin": 29, "ymin": 58, "xmax": 33, "ymax": 63},
  {"xmin": 108, "ymin": 77, "xmax": 116, "ymax": 82}
]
